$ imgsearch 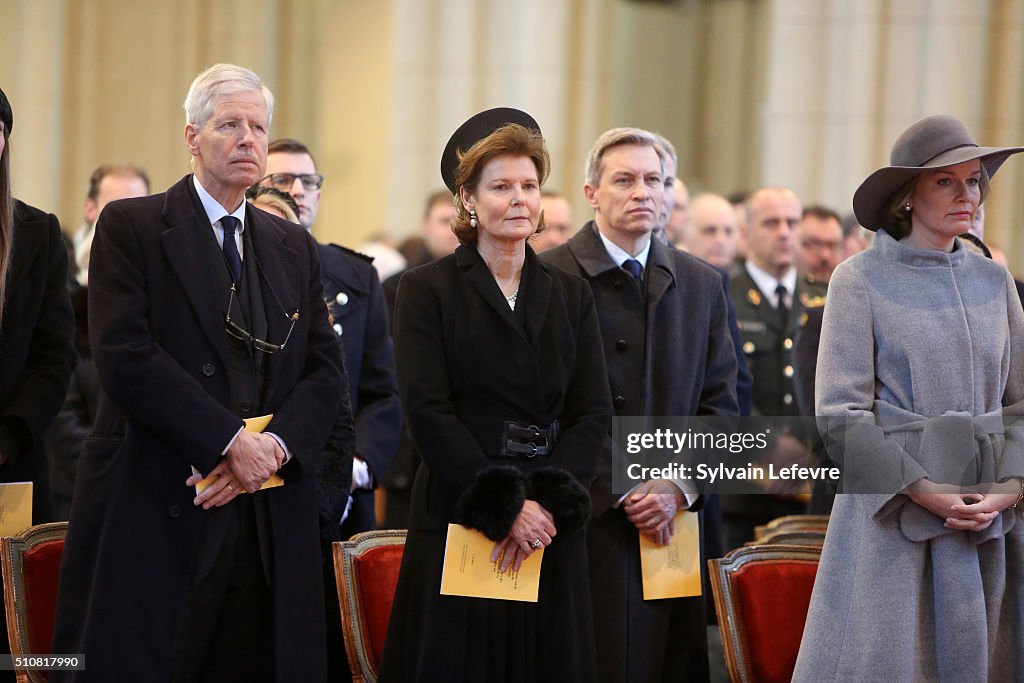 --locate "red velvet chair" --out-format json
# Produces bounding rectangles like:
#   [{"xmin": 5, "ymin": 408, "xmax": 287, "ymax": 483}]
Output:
[
  {"xmin": 1, "ymin": 522, "xmax": 68, "ymax": 683},
  {"xmin": 745, "ymin": 529, "xmax": 825, "ymax": 547},
  {"xmin": 709, "ymin": 543, "xmax": 821, "ymax": 683},
  {"xmin": 753, "ymin": 514, "xmax": 829, "ymax": 541},
  {"xmin": 332, "ymin": 529, "xmax": 406, "ymax": 683}
]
